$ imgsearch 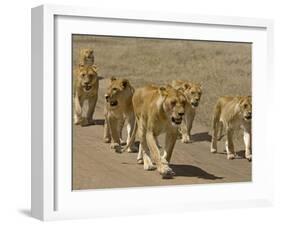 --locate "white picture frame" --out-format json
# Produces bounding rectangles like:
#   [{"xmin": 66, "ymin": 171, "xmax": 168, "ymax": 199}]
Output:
[{"xmin": 31, "ymin": 4, "xmax": 274, "ymax": 221}]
